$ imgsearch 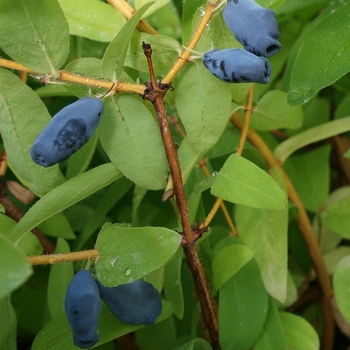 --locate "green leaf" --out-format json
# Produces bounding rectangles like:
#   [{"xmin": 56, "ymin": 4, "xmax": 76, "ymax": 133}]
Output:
[
  {"xmin": 10, "ymin": 163, "xmax": 122, "ymax": 246},
  {"xmin": 0, "ymin": 235, "xmax": 32, "ymax": 299},
  {"xmin": 321, "ymin": 196, "xmax": 350, "ymax": 239},
  {"xmin": 99, "ymin": 95, "xmax": 168, "ymax": 190},
  {"xmin": 102, "ymin": 2, "xmax": 154, "ymax": 80},
  {"xmin": 0, "ymin": 214, "xmax": 42, "ymax": 256},
  {"xmin": 211, "ymin": 154, "xmax": 287, "ymax": 209},
  {"xmin": 323, "ymin": 246, "xmax": 350, "ymax": 275},
  {"xmin": 58, "ymin": 0, "xmax": 126, "ymax": 42},
  {"xmin": 334, "ymin": 255, "xmax": 350, "ymax": 323},
  {"xmin": 344, "ymin": 148, "xmax": 350, "ymax": 158},
  {"xmin": 175, "ymin": 63, "xmax": 233, "ymax": 154},
  {"xmin": 279, "ymin": 312, "xmax": 320, "ymax": 350},
  {"xmin": 287, "ymin": 1, "xmax": 350, "ymax": 105},
  {"xmin": 95, "ymin": 224, "xmax": 182, "ymax": 286},
  {"xmin": 136, "ymin": 0, "xmax": 170, "ymax": 17},
  {"xmin": 175, "ymin": 338, "xmax": 212, "ymax": 350},
  {"xmin": 0, "ymin": 296, "xmax": 17, "ymax": 350},
  {"xmin": 0, "ymin": 68, "xmax": 65, "ymax": 196},
  {"xmin": 34, "ymin": 85, "xmax": 73, "ymax": 98},
  {"xmin": 219, "ymin": 259, "xmax": 268, "ymax": 350},
  {"xmin": 0, "ymin": 0, "xmax": 69, "ymax": 74},
  {"xmin": 164, "ymin": 249, "xmax": 184, "ymax": 319},
  {"xmin": 274, "ymin": 117, "xmax": 350, "ymax": 163},
  {"xmin": 32, "ymin": 301, "xmax": 173, "ymax": 350},
  {"xmin": 47, "ymin": 238, "xmax": 74, "ymax": 319},
  {"xmin": 212, "ymin": 244, "xmax": 255, "ymax": 291},
  {"xmin": 125, "ymin": 33, "xmax": 181, "ymax": 73},
  {"xmin": 75, "ymin": 177, "xmax": 134, "ymax": 250},
  {"xmin": 253, "ymin": 297, "xmax": 287, "ymax": 350},
  {"xmin": 284, "ymin": 145, "xmax": 331, "ymax": 212},
  {"xmin": 235, "ymin": 168, "xmax": 288, "ymax": 302},
  {"xmin": 250, "ymin": 90, "xmax": 303, "ymax": 131},
  {"xmin": 38, "ymin": 213, "xmax": 76, "ymax": 239}
]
